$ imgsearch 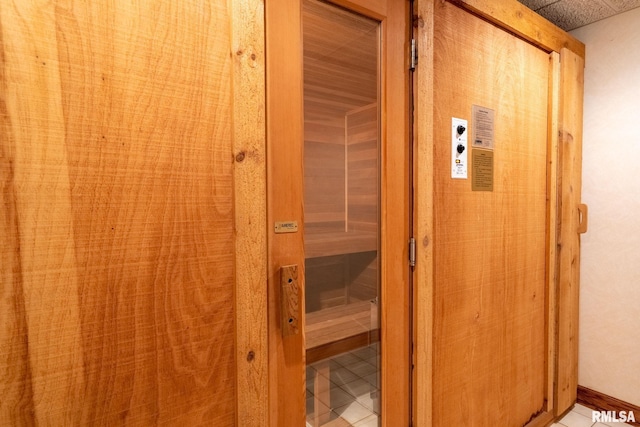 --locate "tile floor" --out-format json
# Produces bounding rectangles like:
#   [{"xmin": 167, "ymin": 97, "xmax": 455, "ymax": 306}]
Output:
[
  {"xmin": 306, "ymin": 343, "xmax": 380, "ymax": 427},
  {"xmin": 553, "ymin": 404, "xmax": 635, "ymax": 427},
  {"xmin": 307, "ymin": 348, "xmax": 633, "ymax": 427}
]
